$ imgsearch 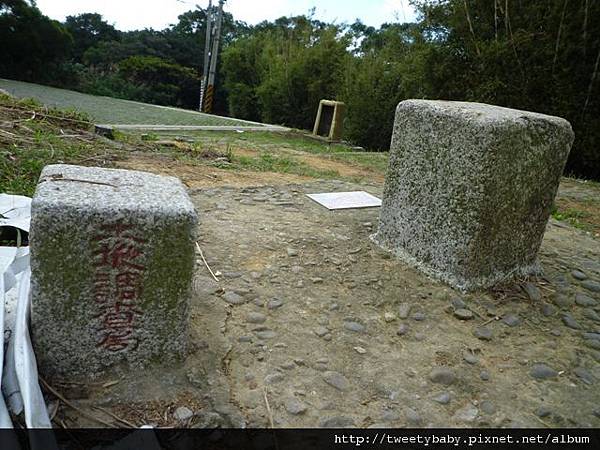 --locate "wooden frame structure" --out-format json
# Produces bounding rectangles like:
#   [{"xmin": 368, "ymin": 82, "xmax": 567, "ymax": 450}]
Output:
[{"xmin": 312, "ymin": 100, "xmax": 345, "ymax": 141}]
